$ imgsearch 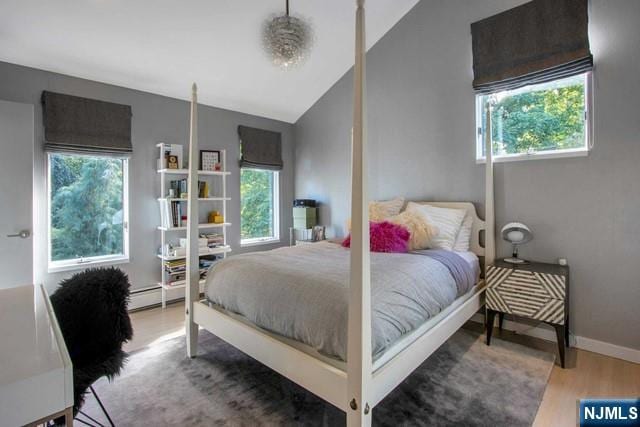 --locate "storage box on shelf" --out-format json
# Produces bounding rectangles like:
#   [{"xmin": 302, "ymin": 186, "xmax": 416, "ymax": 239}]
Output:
[{"xmin": 156, "ymin": 144, "xmax": 232, "ymax": 308}]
